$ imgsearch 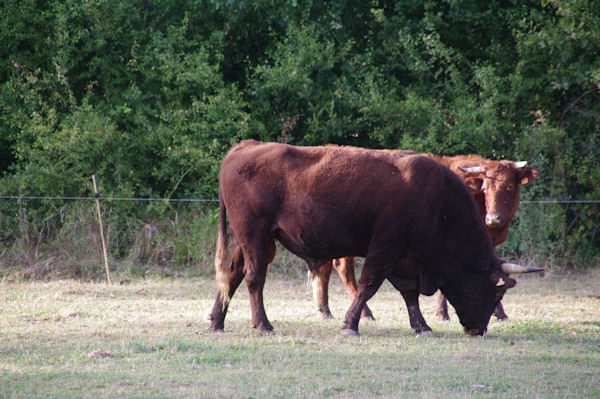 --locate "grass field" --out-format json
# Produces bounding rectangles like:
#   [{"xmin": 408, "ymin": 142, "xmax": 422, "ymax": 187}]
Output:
[{"xmin": 1, "ymin": 269, "xmax": 599, "ymax": 398}]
